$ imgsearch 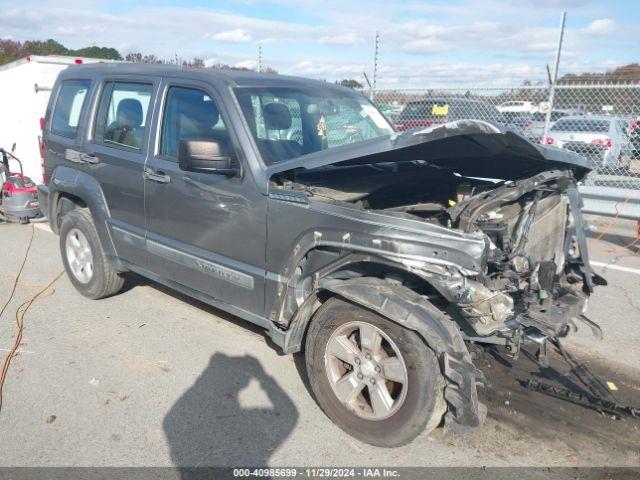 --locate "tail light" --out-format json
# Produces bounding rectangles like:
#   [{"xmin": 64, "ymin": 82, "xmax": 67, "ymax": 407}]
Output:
[
  {"xmin": 630, "ymin": 120, "xmax": 639, "ymax": 133},
  {"xmin": 591, "ymin": 138, "xmax": 612, "ymax": 149},
  {"xmin": 39, "ymin": 116, "xmax": 46, "ymax": 183},
  {"xmin": 545, "ymin": 137, "xmax": 554, "ymax": 145}
]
